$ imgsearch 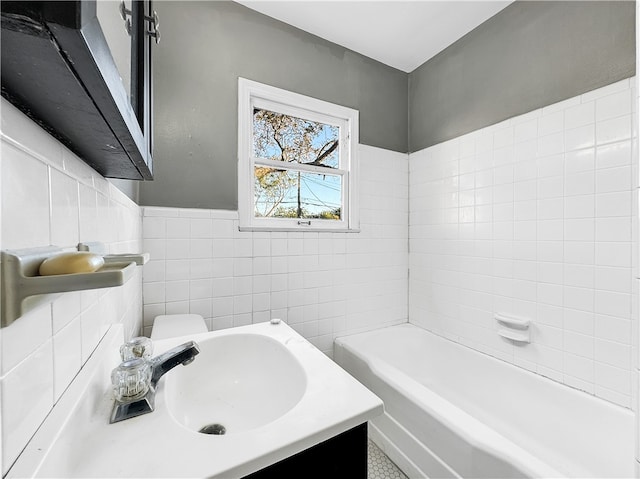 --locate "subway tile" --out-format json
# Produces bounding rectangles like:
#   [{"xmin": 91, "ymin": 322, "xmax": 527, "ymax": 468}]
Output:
[
  {"xmin": 537, "ymin": 220, "xmax": 563, "ymax": 241},
  {"xmin": 595, "ymin": 362, "xmax": 631, "ymax": 395},
  {"xmin": 143, "ymin": 283, "xmax": 165, "ymax": 304},
  {"xmin": 189, "ymin": 299, "xmax": 212, "ymax": 319},
  {"xmin": 49, "ymin": 168, "xmax": 79, "ymax": 247},
  {"xmin": 595, "ymin": 191, "xmax": 632, "ymax": 217},
  {"xmin": 233, "ymin": 276, "xmax": 252, "ymax": 296},
  {"xmin": 78, "ymin": 184, "xmax": 98, "ymax": 242},
  {"xmin": 536, "ymin": 241, "xmax": 563, "ymax": 263},
  {"xmin": 1, "ymin": 99, "xmax": 64, "ymax": 167},
  {"xmin": 493, "ymin": 126, "xmax": 514, "ymax": 149},
  {"xmin": 1, "ymin": 304, "xmax": 52, "ymax": 375},
  {"xmin": 594, "ymin": 266, "xmax": 632, "ymax": 293},
  {"xmin": 537, "ymin": 176, "xmax": 564, "ymax": 199},
  {"xmin": 144, "ymin": 239, "xmax": 166, "ymax": 261},
  {"xmin": 1, "ymin": 341, "xmax": 54, "ymax": 476},
  {"xmin": 252, "ymin": 274, "xmax": 271, "ymax": 294},
  {"xmin": 212, "ymin": 297, "xmax": 234, "ymax": 318},
  {"xmin": 564, "ymin": 149, "xmax": 595, "ymax": 178},
  {"xmin": 515, "ymin": 159, "xmax": 537, "ymax": 182},
  {"xmin": 563, "ymin": 352, "xmax": 594, "ymax": 382},
  {"xmin": 165, "ymin": 301, "xmax": 189, "ymax": 315},
  {"xmin": 538, "ymin": 110, "xmax": 564, "ymax": 136},
  {"xmin": 52, "ymin": 292, "xmax": 82, "ymax": 334},
  {"xmin": 212, "ymin": 277, "xmax": 234, "ymax": 298},
  {"xmin": 212, "ymin": 219, "xmax": 235, "ymax": 238},
  {"xmin": 165, "ymin": 217, "xmax": 190, "ymax": 239},
  {"xmin": 1, "ymin": 143, "xmax": 50, "ymax": 249},
  {"xmin": 564, "ymin": 264, "xmax": 594, "ymax": 288},
  {"xmin": 190, "ymin": 239, "xmax": 213, "ymax": 259},
  {"xmin": 564, "ymin": 308, "xmax": 594, "ymax": 335},
  {"xmin": 564, "ymin": 124, "xmax": 595, "ymax": 152},
  {"xmin": 537, "ymin": 132, "xmax": 564, "ymax": 157},
  {"xmin": 564, "ymin": 101, "xmax": 595, "ymax": 130},
  {"xmin": 143, "ymin": 216, "xmax": 166, "ymax": 239},
  {"xmin": 537, "ymin": 198, "xmax": 563, "ymax": 220},
  {"xmin": 514, "ymin": 119, "xmax": 538, "ymax": 143},
  {"xmin": 190, "ymin": 218, "xmax": 214, "ymax": 239},
  {"xmin": 537, "ymin": 154, "xmax": 564, "ymax": 178},
  {"xmin": 594, "ymin": 290, "xmax": 631, "ymax": 319},
  {"xmin": 564, "ymin": 286, "xmax": 595, "ymax": 313},
  {"xmin": 52, "ymin": 317, "xmax": 82, "ymax": 401},
  {"xmin": 564, "ymin": 218, "xmax": 594, "ymax": 242},
  {"xmin": 564, "ymin": 195, "xmax": 594, "ymax": 219},
  {"xmin": 595, "ymin": 89, "xmax": 632, "ymax": 122},
  {"xmin": 165, "ymin": 260, "xmax": 190, "ymax": 281},
  {"xmin": 190, "ymin": 279, "xmax": 213, "ymax": 300},
  {"xmin": 143, "ymin": 303, "xmax": 165, "ymax": 328},
  {"xmin": 563, "ymin": 241, "xmax": 594, "ymax": 265},
  {"xmin": 595, "ymin": 166, "xmax": 632, "ymax": 193},
  {"xmin": 596, "ymin": 115, "xmax": 631, "ymax": 145},
  {"xmin": 595, "ymin": 242, "xmax": 632, "ymax": 267},
  {"xmin": 596, "ymin": 141, "xmax": 632, "ymax": 169},
  {"xmin": 564, "ymin": 171, "xmax": 594, "ymax": 197},
  {"xmin": 144, "ymin": 260, "xmax": 166, "ymax": 283},
  {"xmin": 233, "ymin": 238, "xmax": 253, "ymax": 257},
  {"xmin": 537, "ymin": 282, "xmax": 563, "ymax": 306},
  {"xmin": 564, "ymin": 331, "xmax": 594, "ymax": 358},
  {"xmin": 595, "ymin": 338, "xmax": 631, "ymax": 369},
  {"xmin": 595, "ymin": 314, "xmax": 631, "ymax": 344}
]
